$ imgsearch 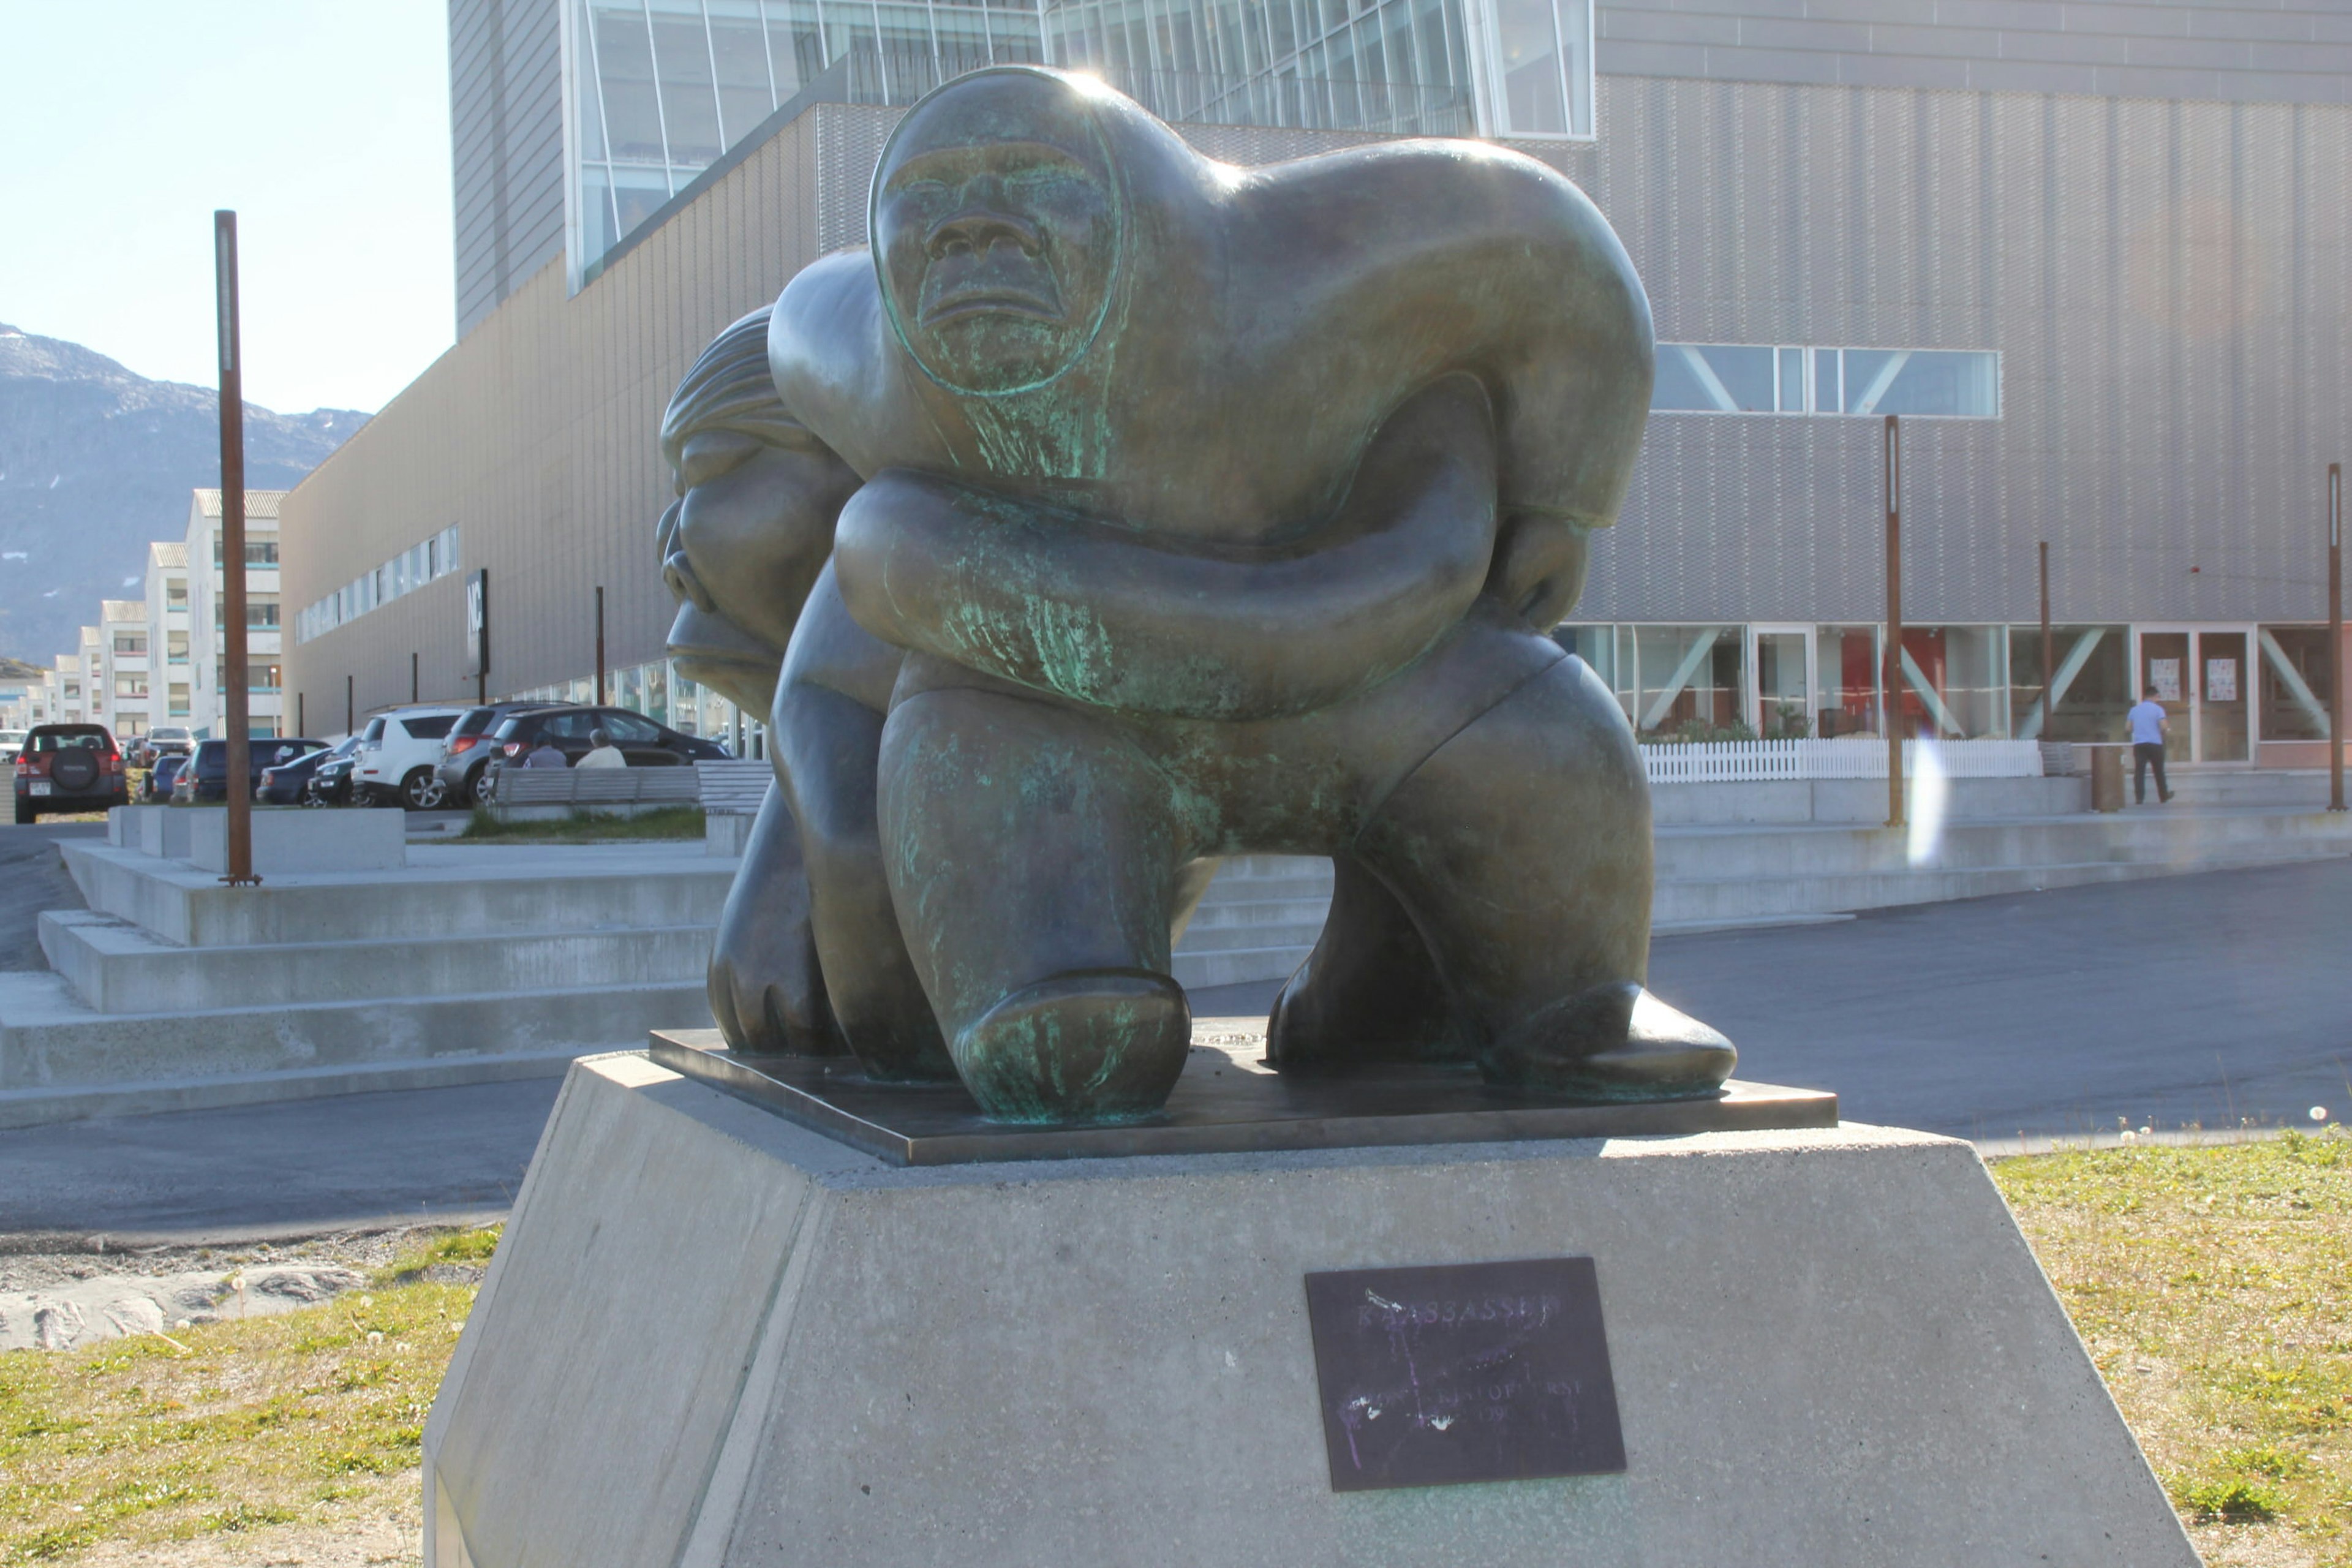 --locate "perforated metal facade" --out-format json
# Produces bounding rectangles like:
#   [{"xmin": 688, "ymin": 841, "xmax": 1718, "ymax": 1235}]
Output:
[{"xmin": 325, "ymin": 10, "xmax": 2351, "ymax": 751}]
